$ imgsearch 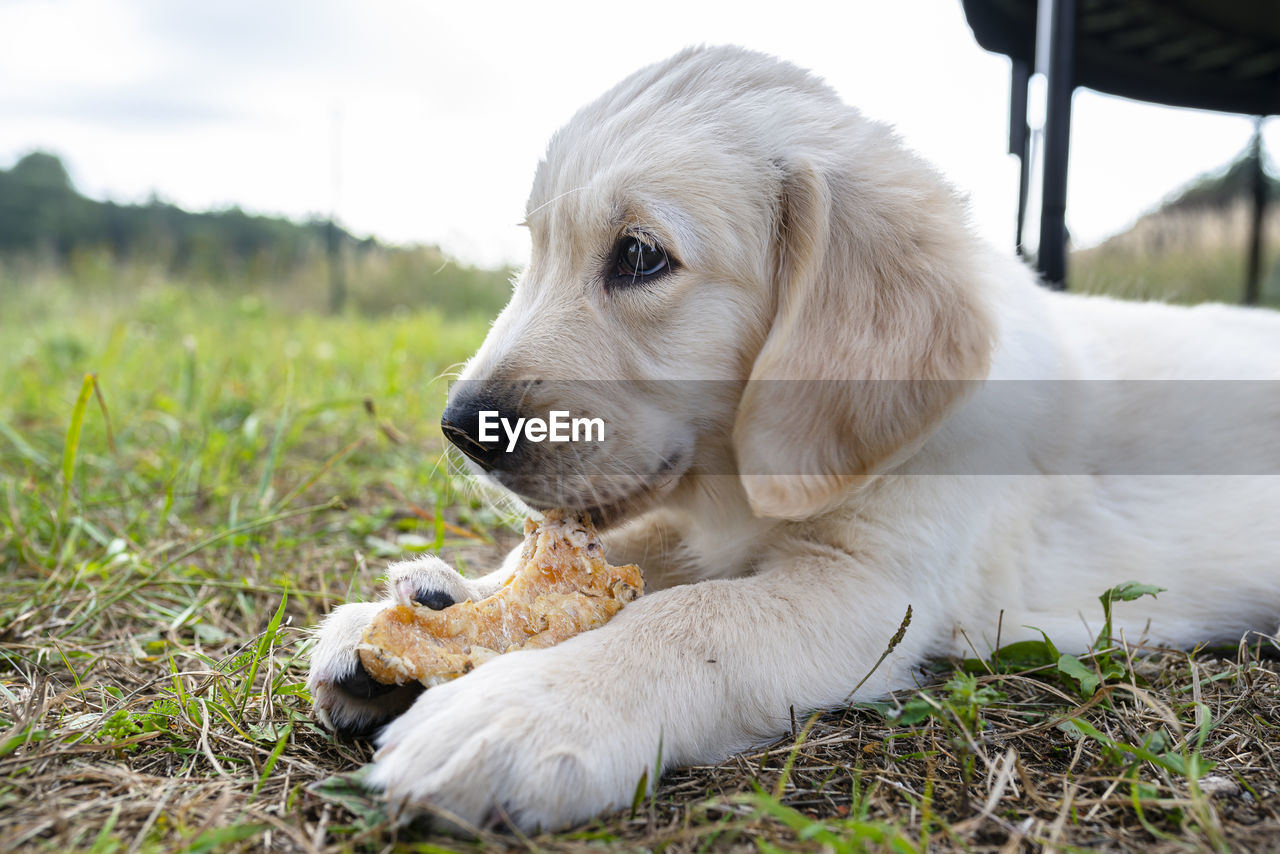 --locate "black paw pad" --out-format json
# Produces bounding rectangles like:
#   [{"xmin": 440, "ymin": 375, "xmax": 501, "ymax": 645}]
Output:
[
  {"xmin": 335, "ymin": 661, "xmax": 400, "ymax": 701},
  {"xmin": 413, "ymin": 589, "xmax": 456, "ymax": 611}
]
